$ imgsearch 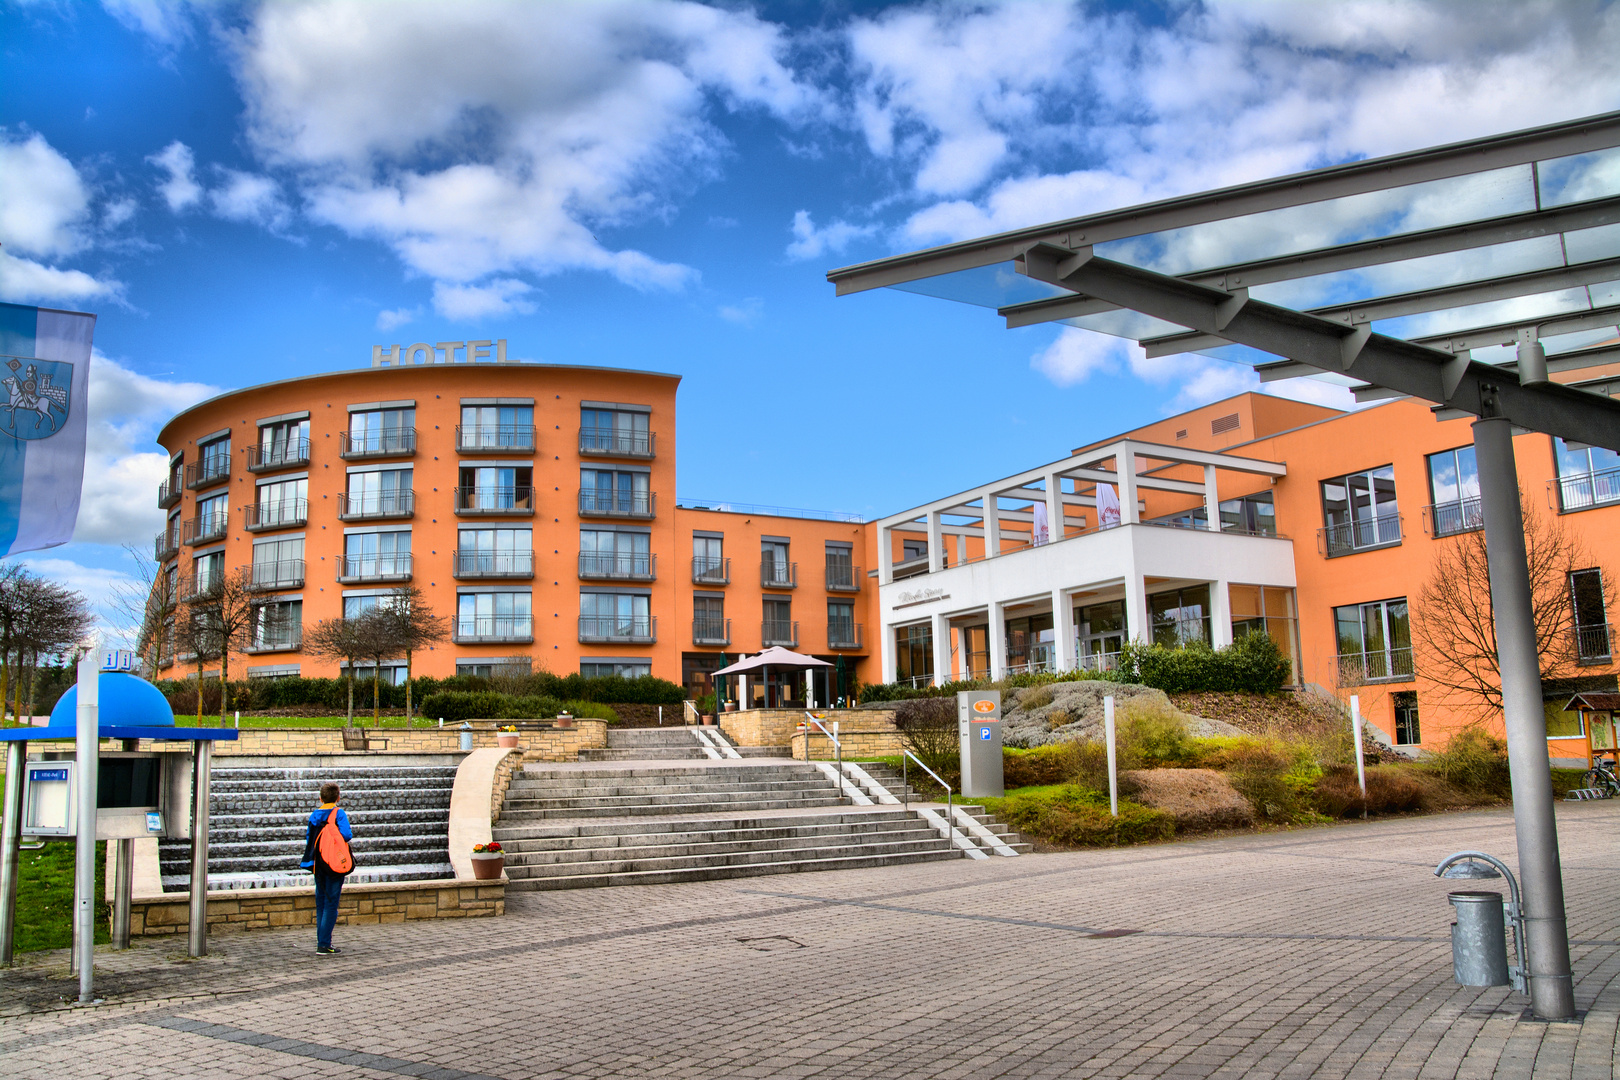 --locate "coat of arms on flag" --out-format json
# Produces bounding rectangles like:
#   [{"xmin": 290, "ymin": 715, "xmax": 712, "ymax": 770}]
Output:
[{"xmin": 2, "ymin": 357, "xmax": 72, "ymax": 440}]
